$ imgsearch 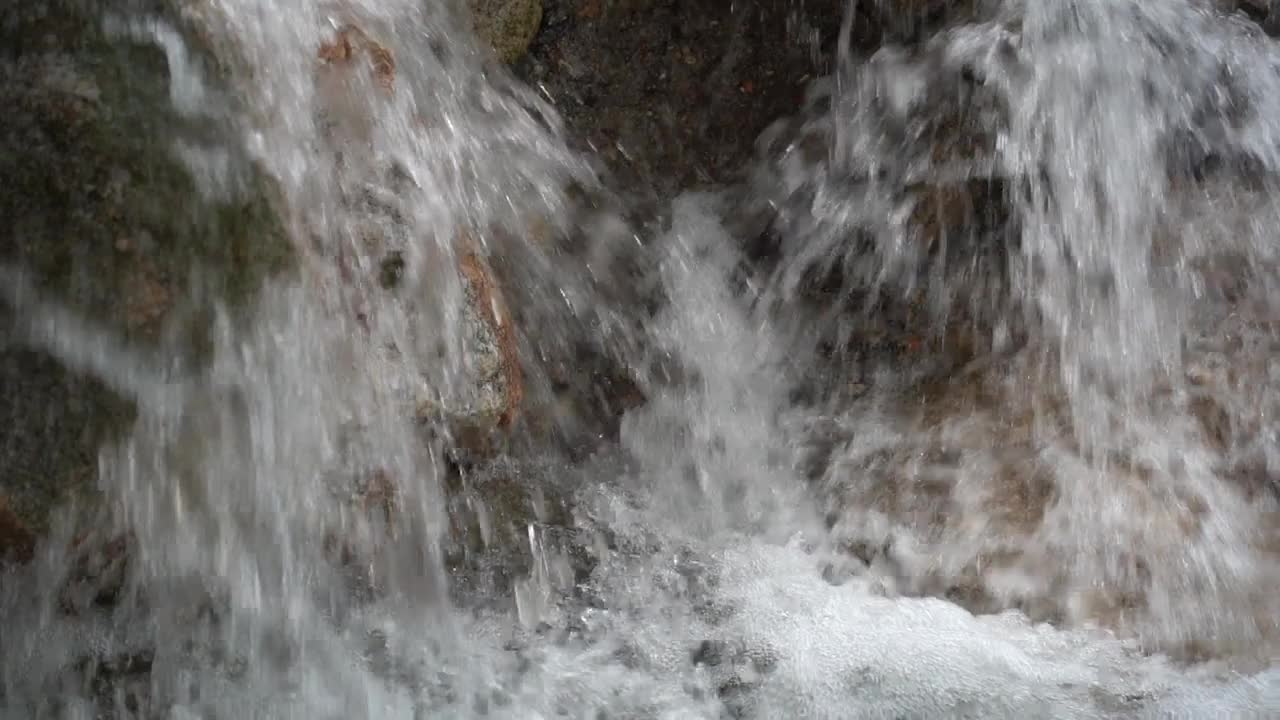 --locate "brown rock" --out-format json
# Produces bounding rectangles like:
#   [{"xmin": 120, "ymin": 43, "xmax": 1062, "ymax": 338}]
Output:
[
  {"xmin": 322, "ymin": 467, "xmax": 401, "ymax": 599},
  {"xmin": 124, "ymin": 263, "xmax": 173, "ymax": 335},
  {"xmin": 0, "ymin": 496, "xmax": 36, "ymax": 564},
  {"xmin": 1190, "ymin": 393, "xmax": 1232, "ymax": 453},
  {"xmin": 458, "ymin": 241, "xmax": 525, "ymax": 428},
  {"xmin": 317, "ymin": 25, "xmax": 396, "ymax": 91},
  {"xmin": 312, "ymin": 27, "xmax": 526, "ymax": 441},
  {"xmin": 58, "ymin": 532, "xmax": 130, "ymax": 614}
]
